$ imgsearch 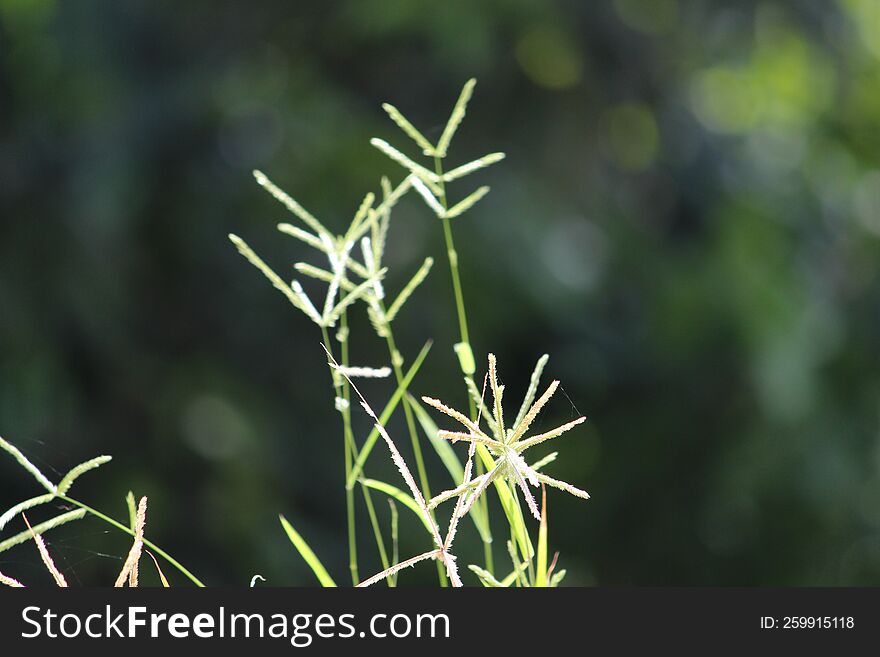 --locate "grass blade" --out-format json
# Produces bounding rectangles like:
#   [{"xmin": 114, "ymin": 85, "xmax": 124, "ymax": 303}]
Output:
[
  {"xmin": 536, "ymin": 487, "xmax": 548, "ymax": 587},
  {"xmin": 279, "ymin": 514, "xmax": 337, "ymax": 587},
  {"xmin": 360, "ymin": 479, "xmax": 434, "ymax": 537}
]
